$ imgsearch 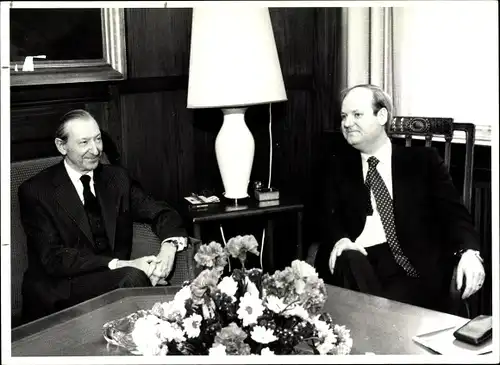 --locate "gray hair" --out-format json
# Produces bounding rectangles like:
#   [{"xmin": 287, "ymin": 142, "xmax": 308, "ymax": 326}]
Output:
[
  {"xmin": 340, "ymin": 84, "xmax": 393, "ymax": 131},
  {"xmin": 55, "ymin": 109, "xmax": 97, "ymax": 142}
]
